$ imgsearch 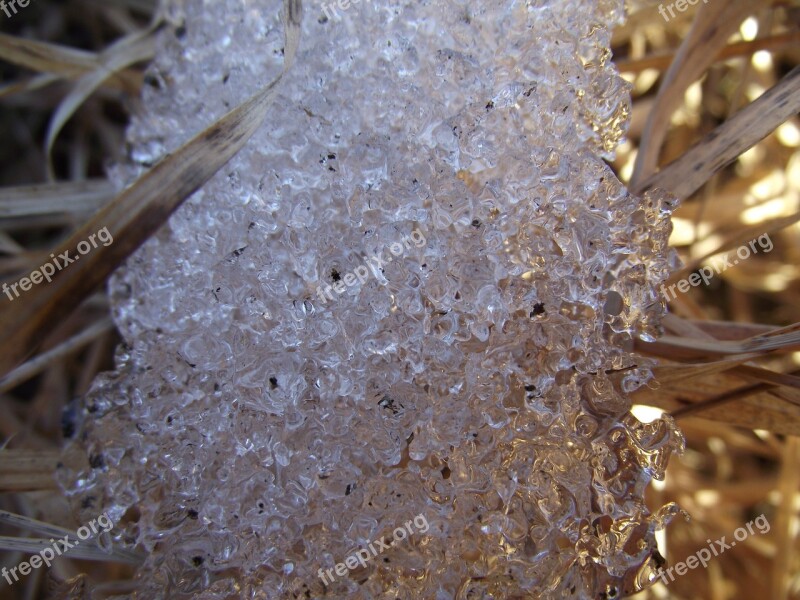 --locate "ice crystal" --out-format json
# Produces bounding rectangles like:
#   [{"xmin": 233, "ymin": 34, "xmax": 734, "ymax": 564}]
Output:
[{"xmin": 60, "ymin": 0, "xmax": 685, "ymax": 597}]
